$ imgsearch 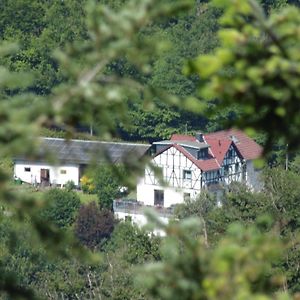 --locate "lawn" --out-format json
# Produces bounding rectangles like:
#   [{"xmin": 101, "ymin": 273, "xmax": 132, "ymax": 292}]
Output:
[{"xmin": 11, "ymin": 182, "xmax": 98, "ymax": 204}]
